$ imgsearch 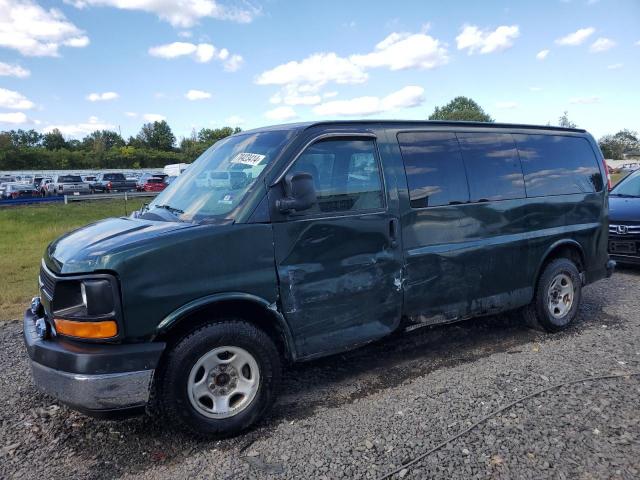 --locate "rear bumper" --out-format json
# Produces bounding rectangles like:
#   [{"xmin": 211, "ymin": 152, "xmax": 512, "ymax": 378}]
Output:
[{"xmin": 23, "ymin": 308, "xmax": 165, "ymax": 415}]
